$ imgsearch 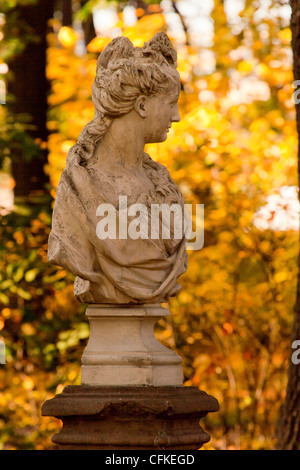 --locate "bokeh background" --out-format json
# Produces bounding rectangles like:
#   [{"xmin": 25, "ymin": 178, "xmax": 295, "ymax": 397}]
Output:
[{"xmin": 0, "ymin": 0, "xmax": 299, "ymax": 450}]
